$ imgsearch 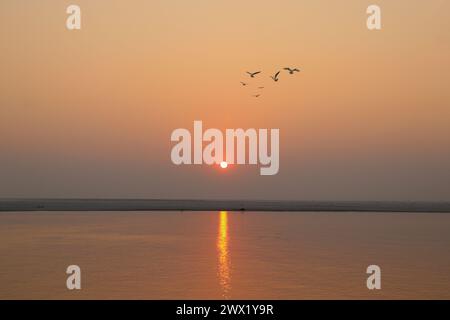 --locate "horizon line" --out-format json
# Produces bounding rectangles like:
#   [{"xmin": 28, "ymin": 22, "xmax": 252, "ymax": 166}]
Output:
[{"xmin": 1, "ymin": 199, "xmax": 450, "ymax": 213}]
